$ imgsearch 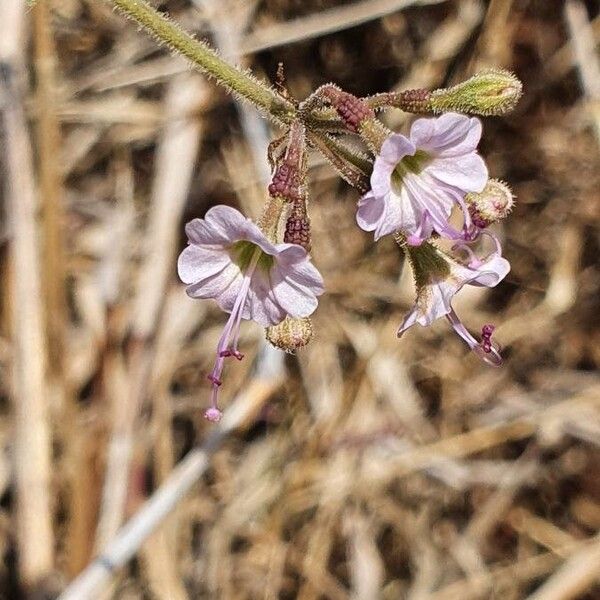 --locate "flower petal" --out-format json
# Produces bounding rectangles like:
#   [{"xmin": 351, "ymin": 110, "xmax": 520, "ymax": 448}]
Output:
[
  {"xmin": 410, "ymin": 113, "xmax": 482, "ymax": 157},
  {"xmin": 379, "ymin": 134, "xmax": 416, "ymax": 167},
  {"xmin": 285, "ymin": 261, "xmax": 325, "ymax": 295},
  {"xmin": 177, "ymin": 245, "xmax": 230, "ymax": 285},
  {"xmin": 184, "ymin": 218, "xmax": 231, "ymax": 246},
  {"xmin": 185, "ymin": 263, "xmax": 241, "ymax": 305},
  {"xmin": 271, "ymin": 266, "xmax": 319, "ymax": 318},
  {"xmin": 401, "ymin": 172, "xmax": 453, "ymax": 236},
  {"xmin": 370, "ymin": 135, "xmax": 415, "ymax": 198},
  {"xmin": 203, "ymin": 205, "xmax": 249, "ymax": 241},
  {"xmin": 427, "ymin": 153, "xmax": 488, "ymax": 193},
  {"xmin": 238, "ymin": 219, "xmax": 281, "ymax": 256},
  {"xmin": 275, "ymin": 243, "xmax": 309, "ymax": 266},
  {"xmin": 398, "ymin": 277, "xmax": 461, "ymax": 332},
  {"xmin": 356, "ymin": 192, "xmax": 385, "ymax": 232},
  {"xmin": 469, "ymin": 254, "xmax": 510, "ymax": 287},
  {"xmin": 248, "ymin": 272, "xmax": 287, "ymax": 326},
  {"xmin": 375, "ymin": 188, "xmax": 416, "ymax": 240}
]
